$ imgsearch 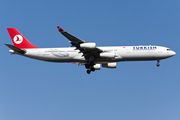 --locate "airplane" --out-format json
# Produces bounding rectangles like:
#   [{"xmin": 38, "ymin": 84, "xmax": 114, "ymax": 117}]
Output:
[{"xmin": 5, "ymin": 27, "xmax": 176, "ymax": 74}]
